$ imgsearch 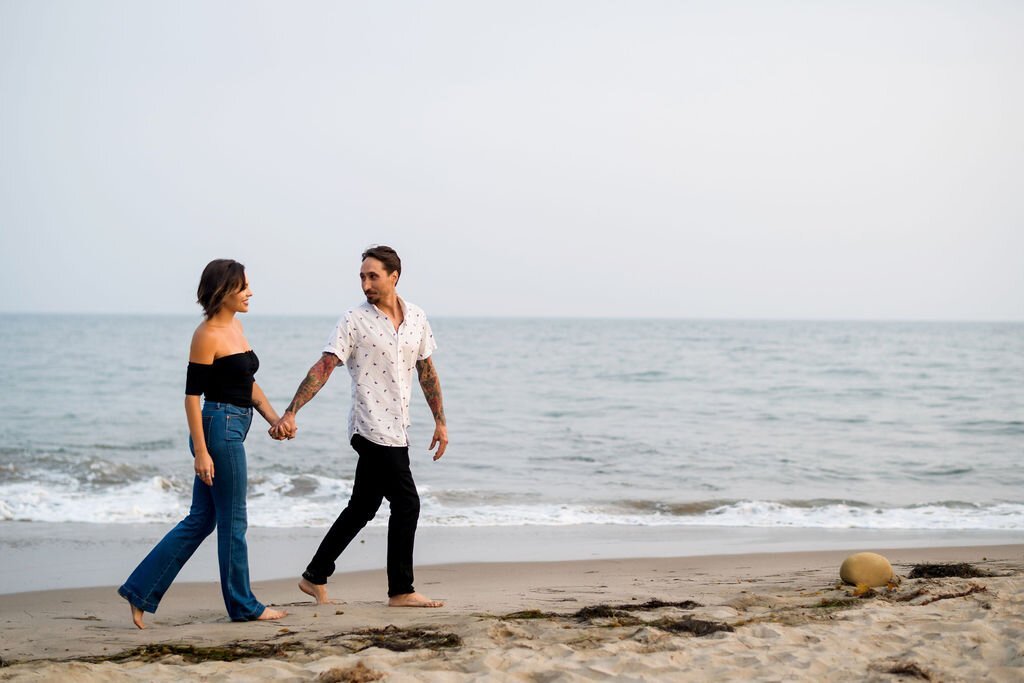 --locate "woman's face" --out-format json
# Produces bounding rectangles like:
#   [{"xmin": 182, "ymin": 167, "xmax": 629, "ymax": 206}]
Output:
[{"xmin": 223, "ymin": 275, "xmax": 252, "ymax": 314}]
